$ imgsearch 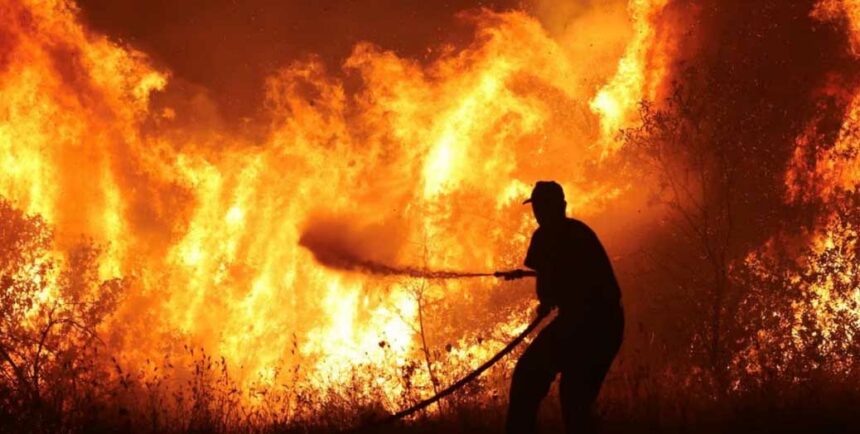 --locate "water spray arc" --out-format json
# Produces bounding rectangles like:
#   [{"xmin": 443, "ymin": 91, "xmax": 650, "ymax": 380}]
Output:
[
  {"xmin": 299, "ymin": 225, "xmax": 536, "ymax": 279},
  {"xmin": 298, "ymin": 238, "xmax": 542, "ymax": 429}
]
